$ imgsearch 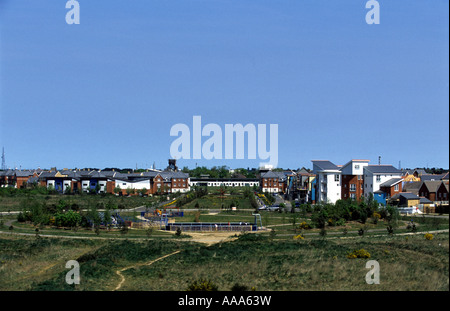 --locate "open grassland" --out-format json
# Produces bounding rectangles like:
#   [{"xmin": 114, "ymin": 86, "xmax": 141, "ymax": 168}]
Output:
[
  {"xmin": 0, "ymin": 193, "xmax": 159, "ymax": 212},
  {"xmin": 179, "ymin": 193, "xmax": 254, "ymax": 210},
  {"xmin": 0, "ymin": 231, "xmax": 448, "ymax": 291}
]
